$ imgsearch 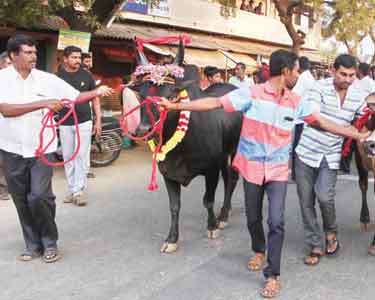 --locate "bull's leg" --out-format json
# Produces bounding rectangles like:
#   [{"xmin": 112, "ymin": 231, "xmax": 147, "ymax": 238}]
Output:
[
  {"xmin": 355, "ymin": 149, "xmax": 370, "ymax": 231},
  {"xmin": 204, "ymin": 169, "xmax": 220, "ymax": 239},
  {"xmin": 160, "ymin": 177, "xmax": 181, "ymax": 253},
  {"xmin": 217, "ymin": 163, "xmax": 239, "ymax": 229}
]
